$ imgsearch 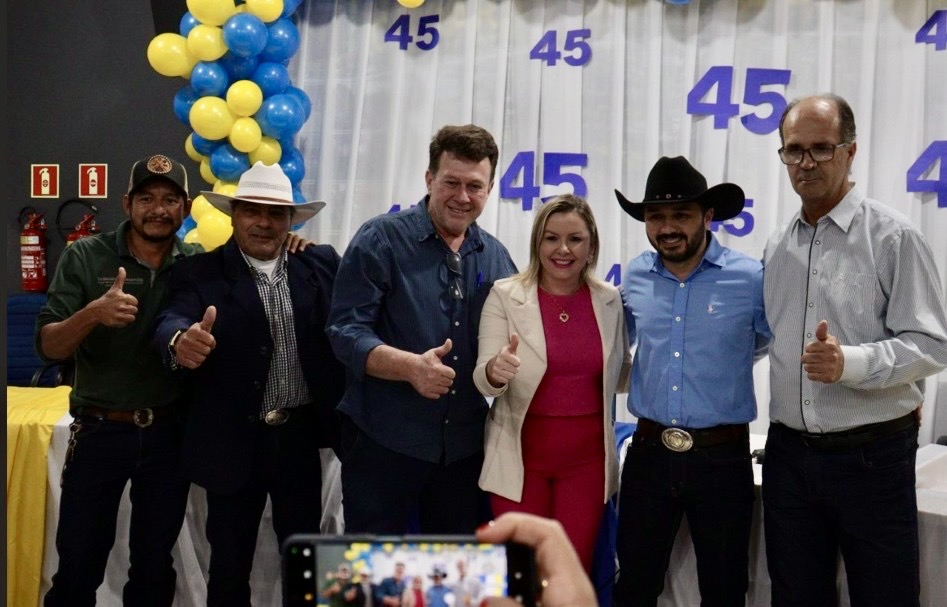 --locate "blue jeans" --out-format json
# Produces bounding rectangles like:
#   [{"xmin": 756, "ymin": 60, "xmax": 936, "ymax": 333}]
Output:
[
  {"xmin": 614, "ymin": 432, "xmax": 754, "ymax": 607},
  {"xmin": 339, "ymin": 415, "xmax": 486, "ymax": 533},
  {"xmin": 762, "ymin": 422, "xmax": 919, "ymax": 607},
  {"xmin": 44, "ymin": 416, "xmax": 191, "ymax": 607}
]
